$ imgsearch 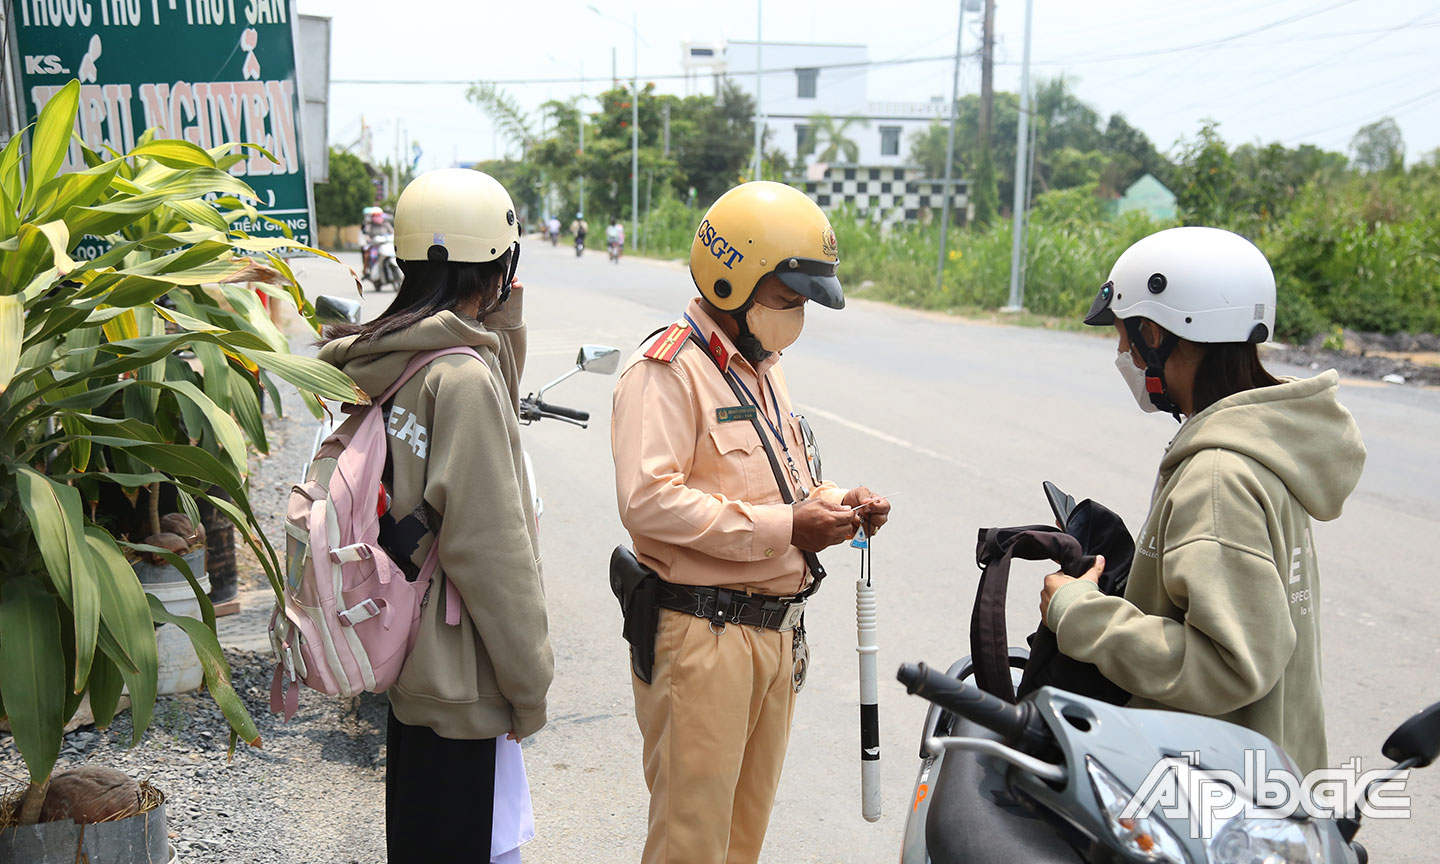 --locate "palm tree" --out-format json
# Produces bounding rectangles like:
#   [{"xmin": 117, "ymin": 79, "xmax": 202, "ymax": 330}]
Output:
[{"xmin": 804, "ymin": 113, "xmax": 870, "ymax": 164}]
